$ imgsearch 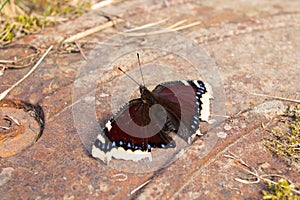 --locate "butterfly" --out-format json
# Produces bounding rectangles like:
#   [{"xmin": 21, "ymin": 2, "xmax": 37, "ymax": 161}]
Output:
[{"xmin": 92, "ymin": 54, "xmax": 213, "ymax": 164}]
